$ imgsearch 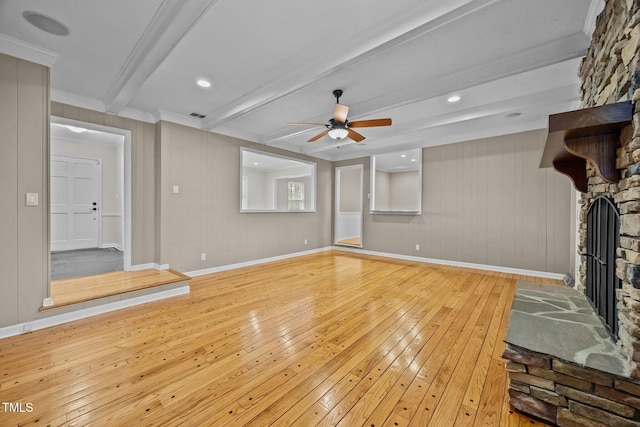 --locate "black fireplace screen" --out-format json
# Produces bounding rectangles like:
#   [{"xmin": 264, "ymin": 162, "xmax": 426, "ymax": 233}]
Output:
[{"xmin": 586, "ymin": 196, "xmax": 621, "ymax": 338}]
